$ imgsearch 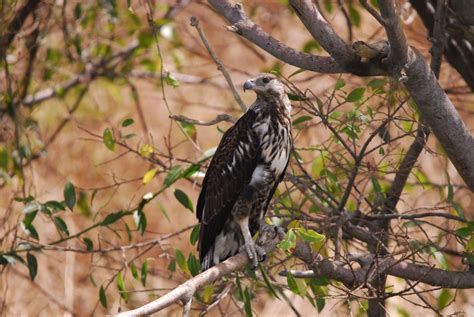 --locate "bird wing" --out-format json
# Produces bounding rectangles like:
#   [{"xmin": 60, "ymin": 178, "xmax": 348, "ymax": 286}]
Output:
[{"xmin": 196, "ymin": 109, "xmax": 260, "ymax": 259}]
